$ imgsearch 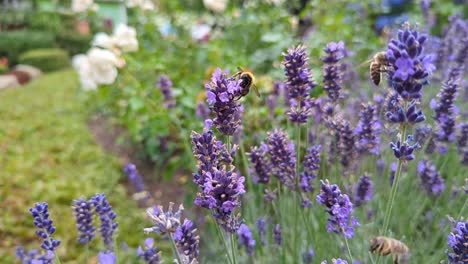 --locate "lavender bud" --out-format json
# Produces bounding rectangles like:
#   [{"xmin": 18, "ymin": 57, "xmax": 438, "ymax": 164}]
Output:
[
  {"xmin": 174, "ymin": 219, "xmax": 199, "ymax": 262},
  {"xmin": 354, "ymin": 174, "xmax": 375, "ymax": 206},
  {"xmin": 157, "ymin": 74, "xmax": 175, "ymax": 108},
  {"xmin": 72, "ymin": 198, "xmax": 95, "ymax": 244},
  {"xmin": 267, "ymin": 129, "xmax": 297, "ymax": 189},
  {"xmin": 92, "ymin": 194, "xmax": 118, "ymax": 250},
  {"xmin": 355, "ymin": 103, "xmax": 382, "ymax": 155},
  {"xmin": 137, "ymin": 238, "xmax": 161, "ymax": 264},
  {"xmin": 273, "ymin": 224, "xmax": 282, "ymax": 246},
  {"xmin": 29, "ymin": 202, "xmax": 61, "ymax": 251},
  {"xmin": 417, "ymin": 160, "xmax": 445, "ymax": 196},
  {"xmin": 322, "ymin": 41, "xmax": 345, "ymax": 102},
  {"xmin": 237, "ymin": 224, "xmax": 256, "ymax": 254}
]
